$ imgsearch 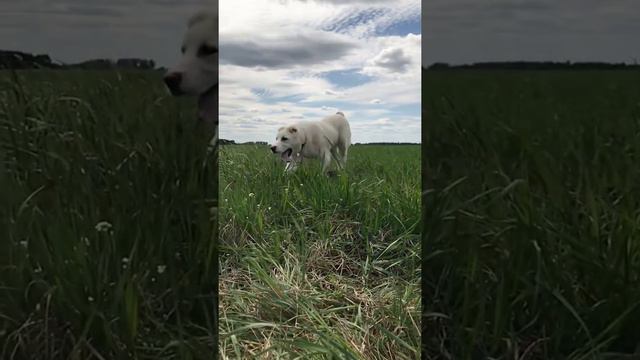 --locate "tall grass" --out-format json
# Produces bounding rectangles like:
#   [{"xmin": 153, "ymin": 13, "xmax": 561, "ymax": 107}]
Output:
[
  {"xmin": 0, "ymin": 70, "xmax": 217, "ymax": 359},
  {"xmin": 219, "ymin": 144, "xmax": 421, "ymax": 359},
  {"xmin": 423, "ymin": 70, "xmax": 640, "ymax": 359}
]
